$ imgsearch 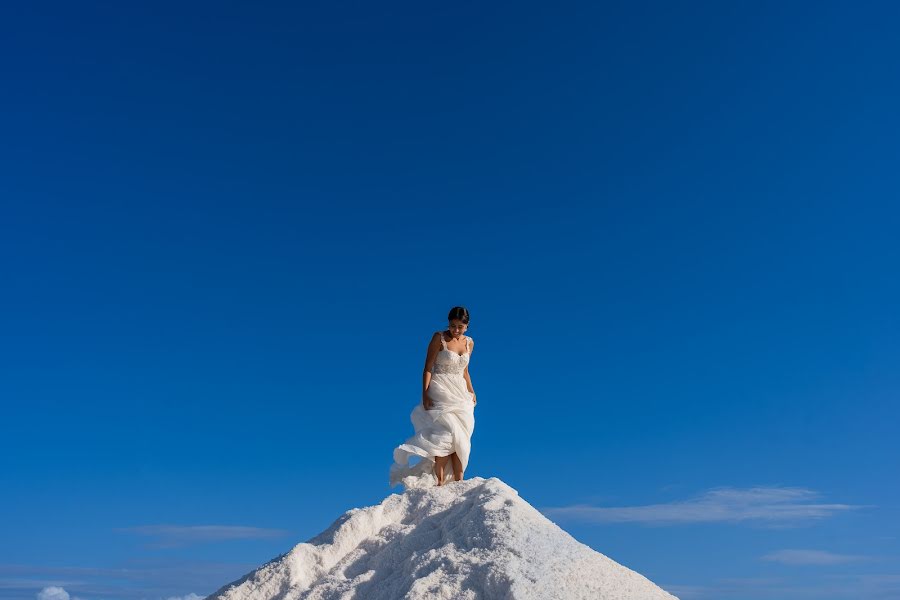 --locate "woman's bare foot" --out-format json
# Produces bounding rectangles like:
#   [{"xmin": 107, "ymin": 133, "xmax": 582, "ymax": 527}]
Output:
[
  {"xmin": 433, "ymin": 455, "xmax": 450, "ymax": 486},
  {"xmin": 450, "ymin": 452, "xmax": 463, "ymax": 481}
]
